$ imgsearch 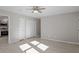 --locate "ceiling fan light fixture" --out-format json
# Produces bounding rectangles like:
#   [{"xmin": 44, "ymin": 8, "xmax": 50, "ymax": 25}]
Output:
[{"xmin": 32, "ymin": 10, "xmax": 39, "ymax": 13}]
